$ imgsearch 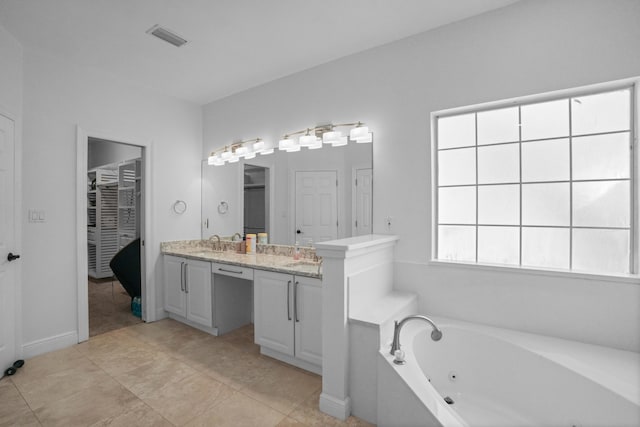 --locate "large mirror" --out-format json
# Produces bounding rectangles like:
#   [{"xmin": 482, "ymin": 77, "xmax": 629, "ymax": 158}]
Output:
[{"xmin": 201, "ymin": 141, "xmax": 372, "ymax": 245}]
